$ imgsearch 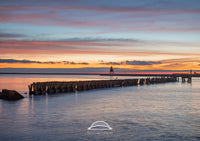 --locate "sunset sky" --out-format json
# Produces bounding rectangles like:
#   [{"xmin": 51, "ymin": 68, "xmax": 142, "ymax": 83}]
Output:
[{"xmin": 0, "ymin": 0, "xmax": 200, "ymax": 70}]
